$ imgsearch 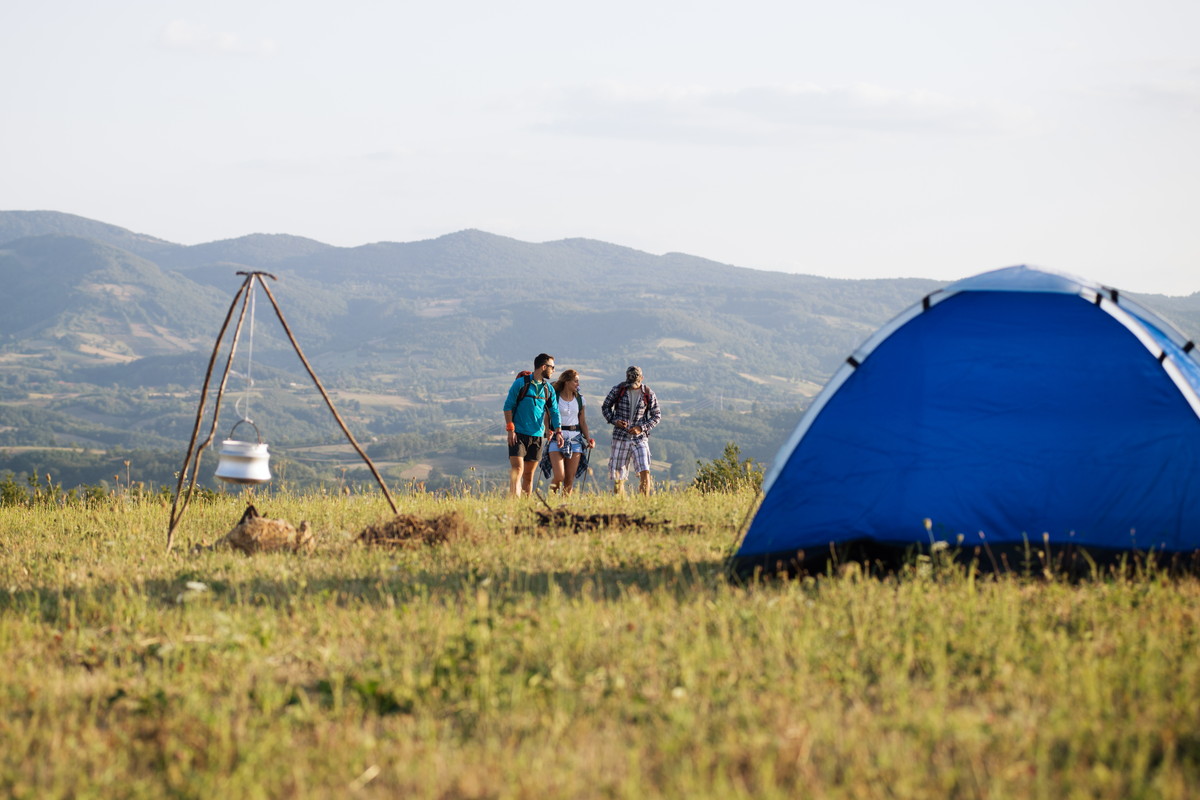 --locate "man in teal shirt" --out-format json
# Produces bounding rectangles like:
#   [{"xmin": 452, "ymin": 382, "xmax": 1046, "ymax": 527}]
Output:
[{"xmin": 503, "ymin": 353, "xmax": 563, "ymax": 496}]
